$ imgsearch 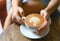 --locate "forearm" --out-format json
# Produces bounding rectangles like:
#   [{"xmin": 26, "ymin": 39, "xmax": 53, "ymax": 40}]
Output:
[
  {"xmin": 4, "ymin": 13, "xmax": 12, "ymax": 29},
  {"xmin": 45, "ymin": 0, "xmax": 60, "ymax": 15},
  {"xmin": 12, "ymin": 0, "xmax": 23, "ymax": 6}
]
